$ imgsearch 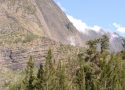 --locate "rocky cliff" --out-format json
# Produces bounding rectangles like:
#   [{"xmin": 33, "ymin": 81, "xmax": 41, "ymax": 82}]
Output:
[
  {"xmin": 0, "ymin": 0, "xmax": 85, "ymax": 70},
  {"xmin": 0, "ymin": 0, "xmax": 83, "ymax": 45}
]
